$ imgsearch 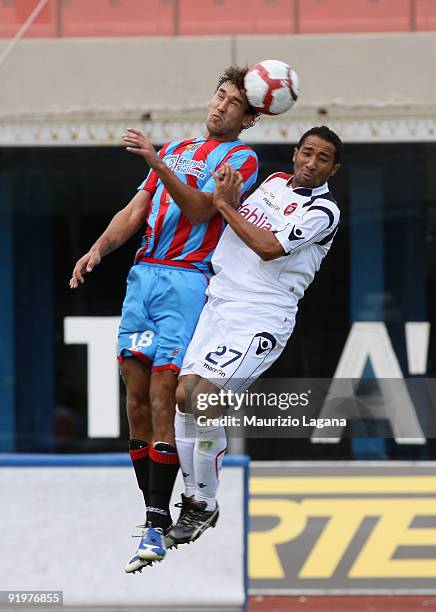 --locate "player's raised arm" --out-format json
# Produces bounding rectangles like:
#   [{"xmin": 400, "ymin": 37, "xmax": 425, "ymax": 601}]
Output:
[
  {"xmin": 123, "ymin": 128, "xmax": 215, "ymax": 225},
  {"xmin": 69, "ymin": 189, "xmax": 151, "ymax": 288},
  {"xmin": 212, "ymin": 164, "xmax": 285, "ymax": 261}
]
